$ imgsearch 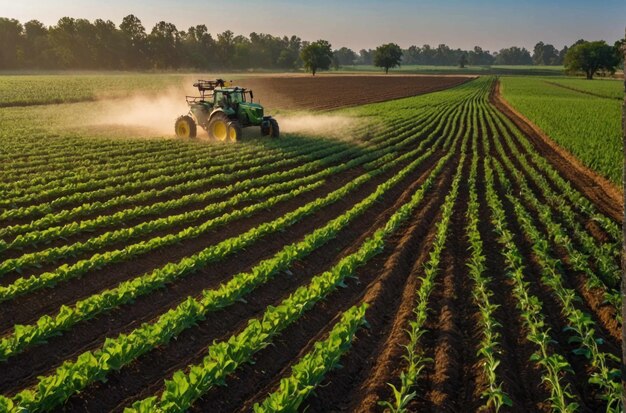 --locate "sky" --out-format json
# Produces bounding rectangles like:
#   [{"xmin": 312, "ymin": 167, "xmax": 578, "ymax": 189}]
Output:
[{"xmin": 1, "ymin": 0, "xmax": 624, "ymax": 52}]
